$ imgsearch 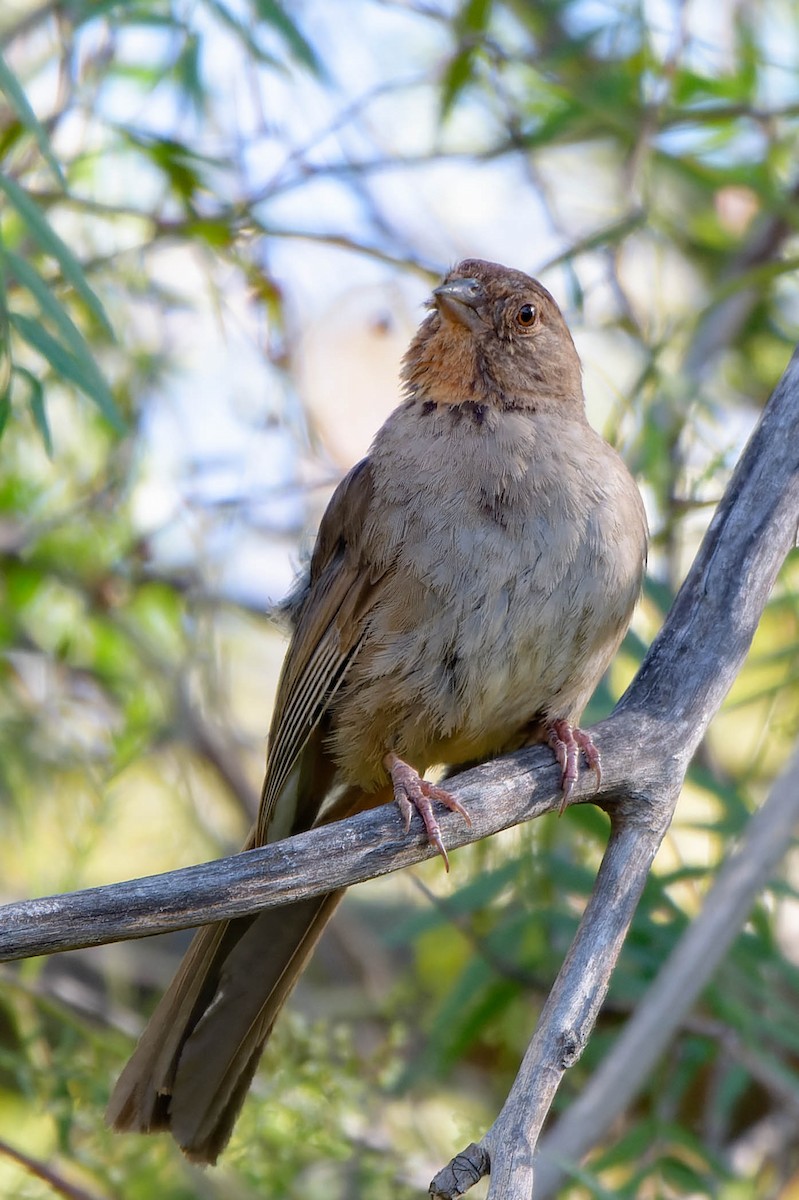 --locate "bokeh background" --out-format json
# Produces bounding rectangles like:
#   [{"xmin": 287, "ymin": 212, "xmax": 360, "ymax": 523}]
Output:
[{"xmin": 1, "ymin": 1, "xmax": 799, "ymax": 1196}]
